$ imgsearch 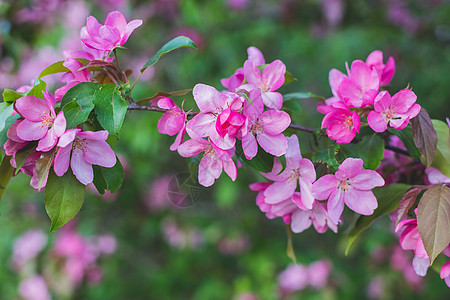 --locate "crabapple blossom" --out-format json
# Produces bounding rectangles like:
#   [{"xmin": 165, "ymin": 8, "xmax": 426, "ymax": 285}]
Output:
[
  {"xmin": 54, "ymin": 129, "xmax": 116, "ymax": 185},
  {"xmin": 367, "ymin": 89, "xmax": 420, "ymax": 132},
  {"xmin": 80, "ymin": 11, "xmax": 142, "ymax": 51},
  {"xmin": 321, "ymin": 102, "xmax": 360, "ymax": 144},
  {"xmin": 441, "ymin": 261, "xmax": 450, "ymax": 287},
  {"xmin": 366, "ymin": 50, "xmax": 395, "ymax": 86},
  {"xmin": 242, "ymin": 59, "xmax": 286, "ymax": 109},
  {"xmin": 14, "ymin": 92, "xmax": 66, "ymax": 152},
  {"xmin": 55, "ymin": 58, "xmax": 91, "ymax": 102},
  {"xmin": 241, "ymin": 97, "xmax": 290, "ymax": 159},
  {"xmin": 177, "ymin": 138, "xmax": 236, "ymax": 187},
  {"xmin": 156, "ymin": 97, "xmax": 186, "ymax": 151},
  {"xmin": 263, "ymin": 135, "xmax": 316, "ymax": 210},
  {"xmin": 312, "ymin": 158, "xmax": 385, "ymax": 224},
  {"xmin": 290, "ymin": 202, "xmax": 338, "ymax": 234}
]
